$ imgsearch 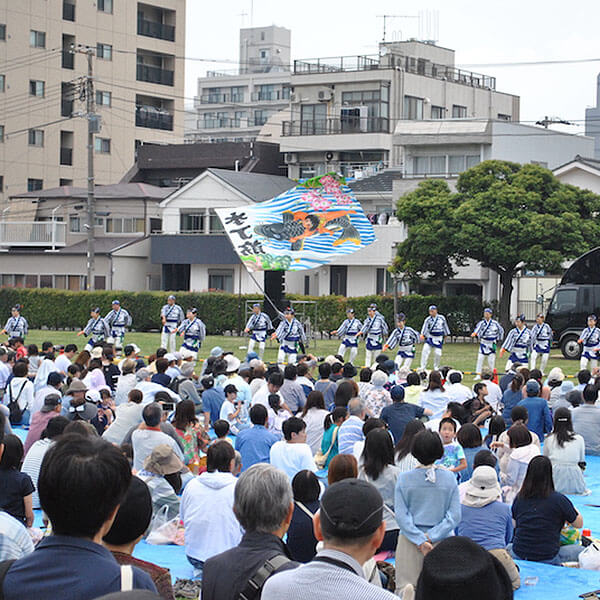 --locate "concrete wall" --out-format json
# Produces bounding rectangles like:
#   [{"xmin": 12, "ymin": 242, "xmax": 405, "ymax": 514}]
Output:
[{"xmin": 554, "ymin": 167, "xmax": 600, "ymax": 194}]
